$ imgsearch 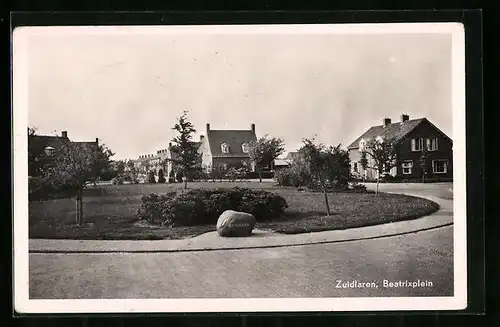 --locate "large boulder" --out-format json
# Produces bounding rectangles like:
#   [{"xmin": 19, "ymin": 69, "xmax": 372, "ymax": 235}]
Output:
[{"xmin": 216, "ymin": 210, "xmax": 256, "ymax": 237}]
